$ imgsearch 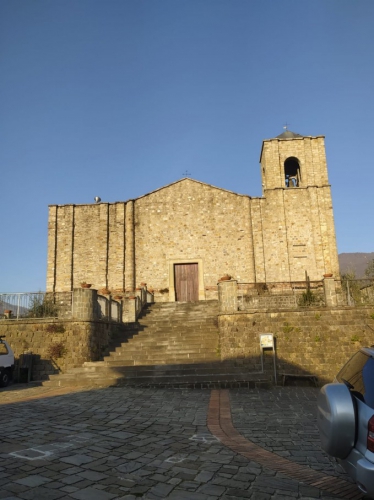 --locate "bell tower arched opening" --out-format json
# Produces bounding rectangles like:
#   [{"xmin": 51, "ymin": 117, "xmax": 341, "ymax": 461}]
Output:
[{"xmin": 284, "ymin": 157, "xmax": 301, "ymax": 187}]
